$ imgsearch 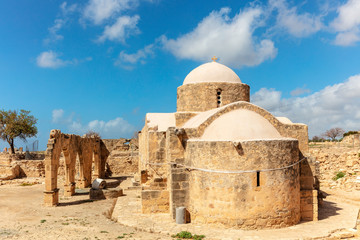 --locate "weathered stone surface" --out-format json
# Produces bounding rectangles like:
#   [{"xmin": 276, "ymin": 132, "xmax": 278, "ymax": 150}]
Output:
[
  {"xmin": 138, "ymin": 62, "xmax": 313, "ymax": 229},
  {"xmin": 177, "ymin": 82, "xmax": 250, "ymax": 112},
  {"xmin": 310, "ymin": 147, "xmax": 360, "ymax": 191},
  {"xmin": 44, "ymin": 130, "xmax": 109, "ymax": 206}
]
